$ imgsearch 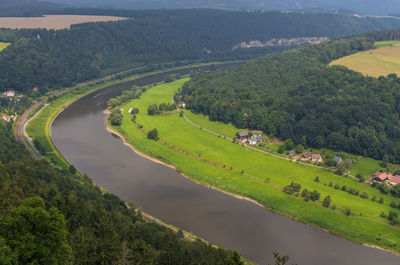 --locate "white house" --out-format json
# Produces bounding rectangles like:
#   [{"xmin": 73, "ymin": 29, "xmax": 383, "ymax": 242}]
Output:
[{"xmin": 3, "ymin": 90, "xmax": 15, "ymax": 97}]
